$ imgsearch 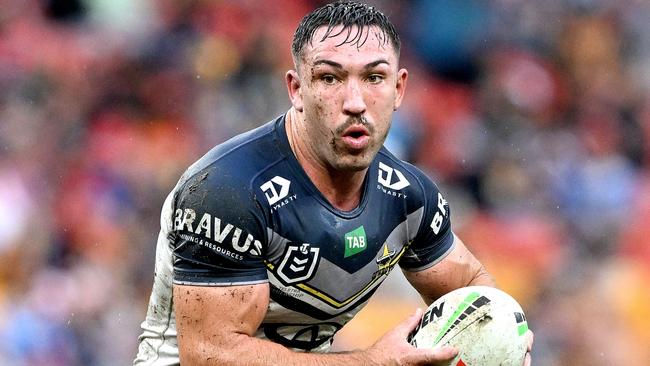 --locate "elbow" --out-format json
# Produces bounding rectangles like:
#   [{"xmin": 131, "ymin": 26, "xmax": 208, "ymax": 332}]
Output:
[{"xmin": 469, "ymin": 264, "xmax": 496, "ymax": 288}]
